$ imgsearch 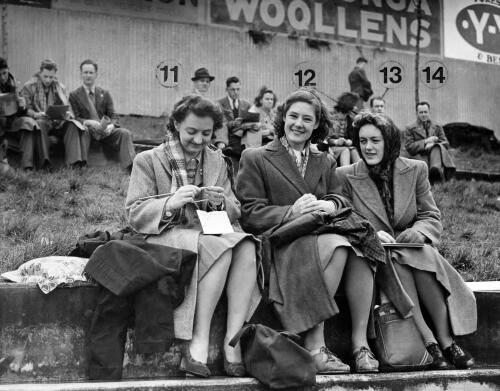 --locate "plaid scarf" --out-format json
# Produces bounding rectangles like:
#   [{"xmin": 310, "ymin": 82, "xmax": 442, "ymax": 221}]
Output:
[
  {"xmin": 280, "ymin": 136, "xmax": 310, "ymax": 177},
  {"xmin": 163, "ymin": 131, "xmax": 191, "ymax": 222},
  {"xmin": 31, "ymin": 74, "xmax": 67, "ymax": 113},
  {"xmin": 163, "ymin": 130, "xmax": 189, "ymax": 191}
]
